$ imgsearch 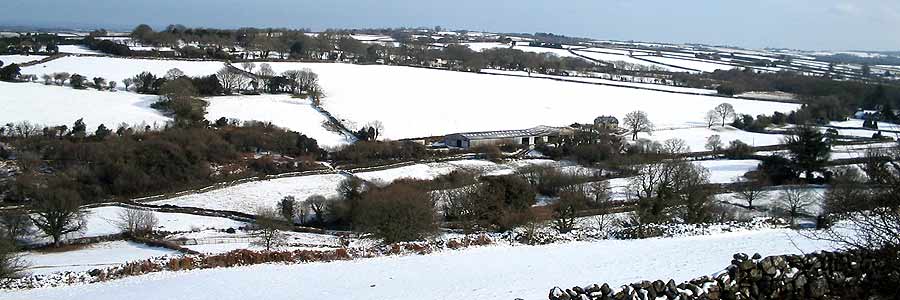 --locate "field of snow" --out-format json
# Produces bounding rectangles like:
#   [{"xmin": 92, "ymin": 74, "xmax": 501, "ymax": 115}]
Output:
[
  {"xmin": 638, "ymin": 56, "xmax": 737, "ymax": 72},
  {"xmin": 0, "ymin": 54, "xmax": 47, "ymax": 65},
  {"xmin": 150, "ymin": 174, "xmax": 349, "ymax": 214},
  {"xmin": 718, "ymin": 186, "xmax": 827, "ymax": 215},
  {"xmin": 21, "ymin": 241, "xmax": 179, "ymax": 275},
  {"xmin": 512, "ymin": 45, "xmax": 577, "ymax": 58},
  {"xmin": 480, "ymin": 69, "xmax": 717, "ymax": 94},
  {"xmin": 462, "ymin": 42, "xmax": 510, "ymax": 52},
  {"xmin": 56, "ymin": 45, "xmax": 103, "ymax": 55},
  {"xmin": 694, "ymin": 159, "xmax": 759, "ymax": 184},
  {"xmin": 22, "ymin": 56, "xmax": 226, "ymax": 84},
  {"xmin": 261, "ymin": 62, "xmax": 798, "ymax": 140},
  {"xmin": 573, "ymin": 50, "xmax": 673, "ymax": 69},
  {"xmin": 2, "ymin": 228, "xmax": 837, "ymax": 300},
  {"xmin": 205, "ymin": 95, "xmax": 354, "ymax": 148},
  {"xmin": 22, "ymin": 205, "xmax": 248, "ymax": 245},
  {"xmin": 636, "ymin": 126, "xmax": 787, "ymax": 151},
  {"xmin": 0, "ymin": 81, "xmax": 168, "ymax": 130}
]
